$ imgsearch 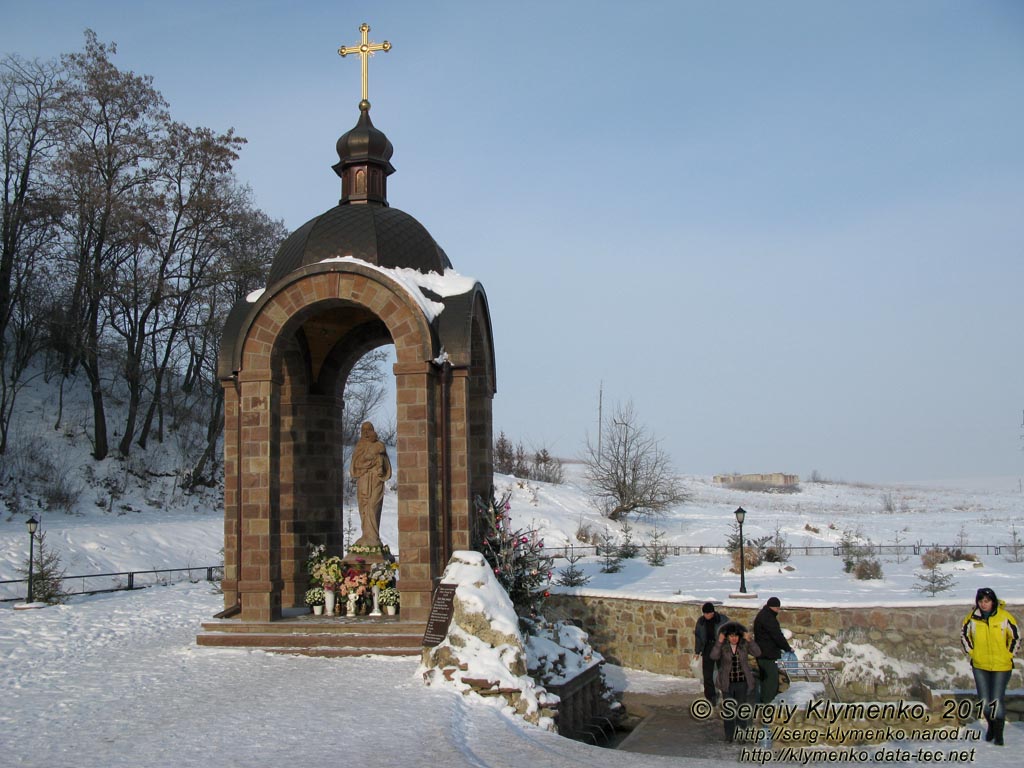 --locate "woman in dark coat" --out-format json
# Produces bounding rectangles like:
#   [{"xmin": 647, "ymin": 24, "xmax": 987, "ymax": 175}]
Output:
[{"xmin": 710, "ymin": 621, "xmax": 762, "ymax": 741}]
